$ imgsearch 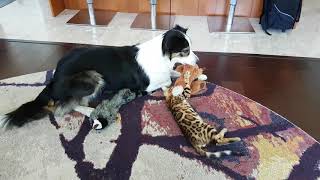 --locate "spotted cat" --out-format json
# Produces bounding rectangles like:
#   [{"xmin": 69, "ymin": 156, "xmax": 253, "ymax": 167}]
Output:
[{"xmin": 164, "ymin": 71, "xmax": 241, "ymax": 158}]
